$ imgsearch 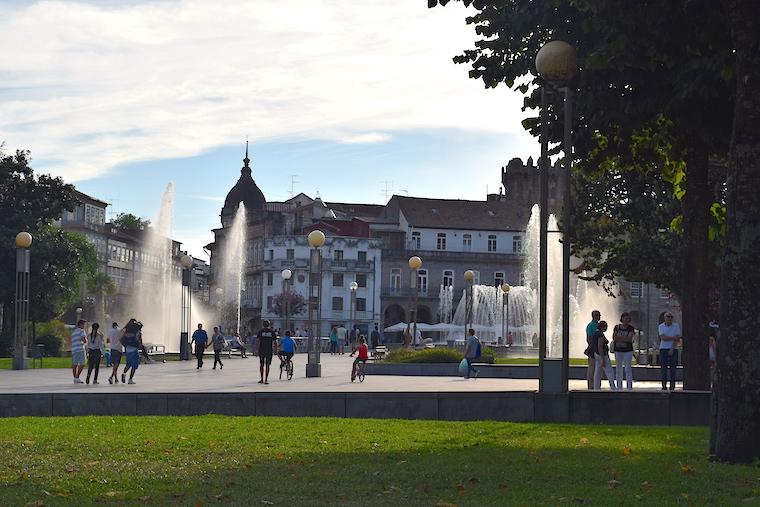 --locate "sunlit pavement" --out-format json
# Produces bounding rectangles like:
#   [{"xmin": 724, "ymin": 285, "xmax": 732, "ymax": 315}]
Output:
[{"xmin": 0, "ymin": 353, "xmax": 676, "ymax": 394}]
